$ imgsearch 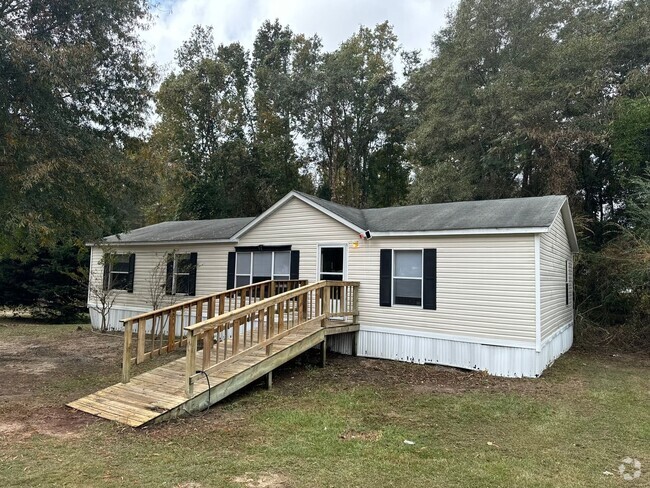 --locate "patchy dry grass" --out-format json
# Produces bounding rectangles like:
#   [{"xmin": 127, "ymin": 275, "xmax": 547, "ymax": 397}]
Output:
[{"xmin": 0, "ymin": 320, "xmax": 648, "ymax": 487}]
